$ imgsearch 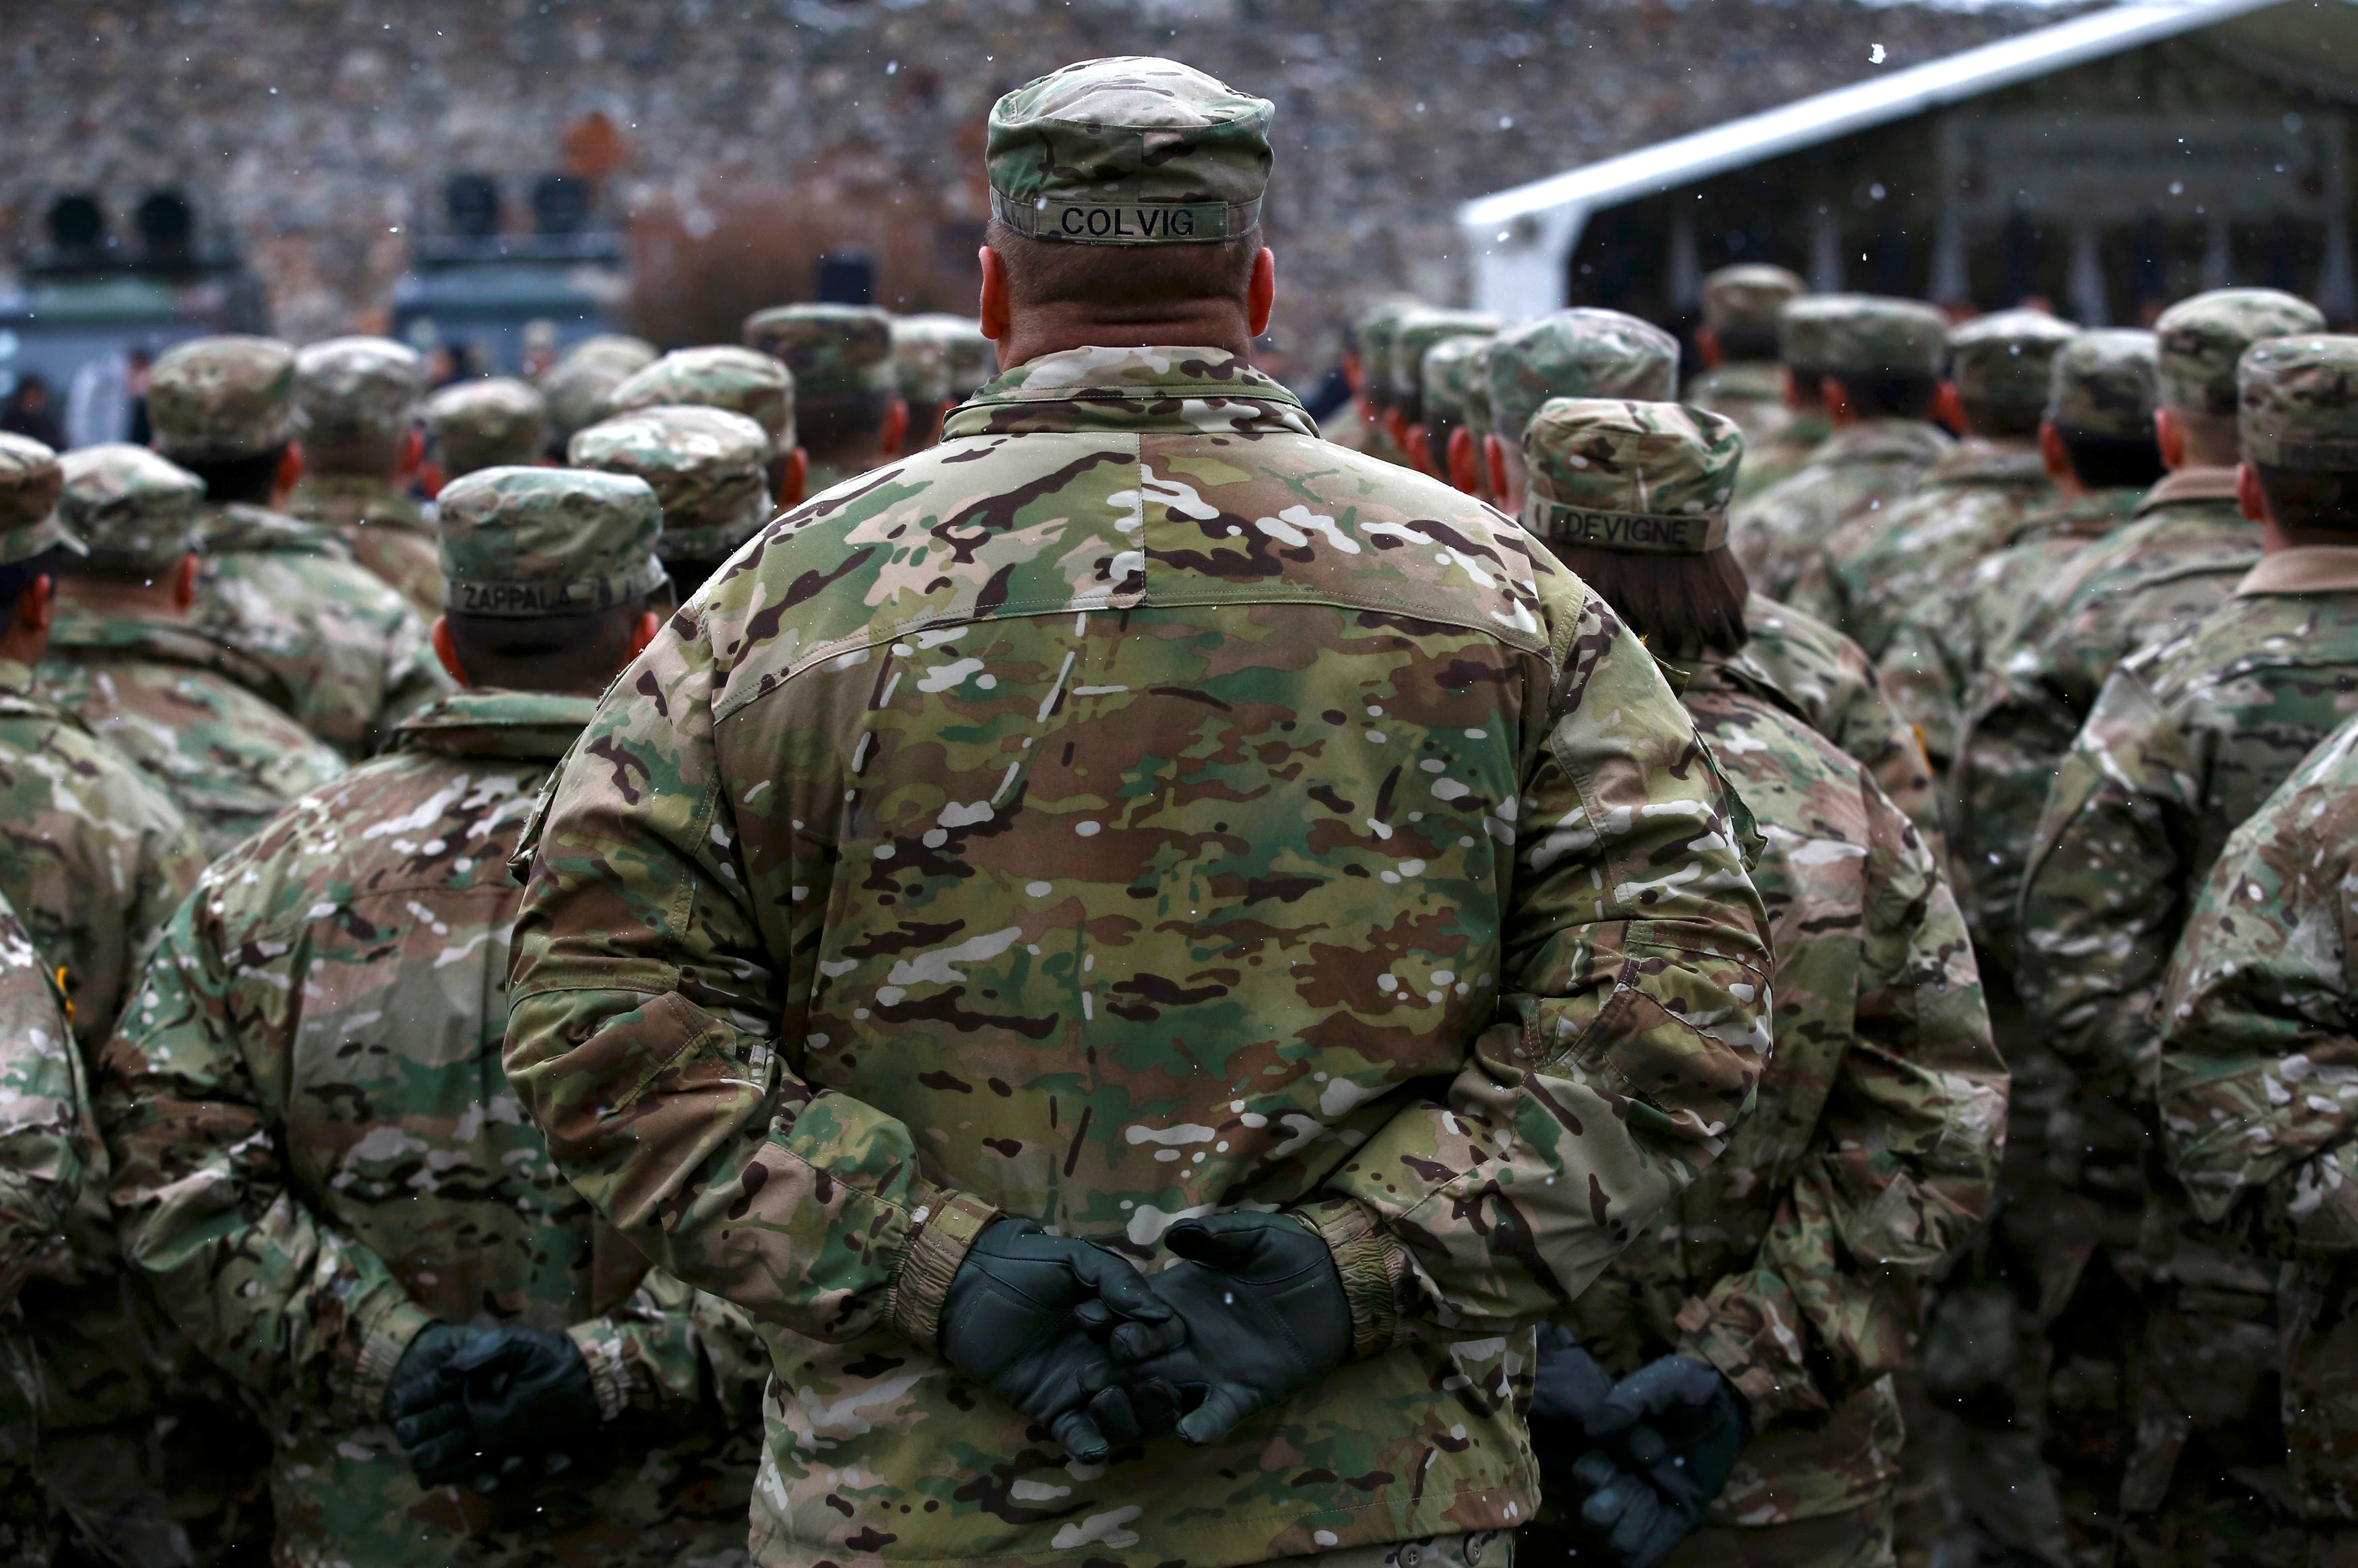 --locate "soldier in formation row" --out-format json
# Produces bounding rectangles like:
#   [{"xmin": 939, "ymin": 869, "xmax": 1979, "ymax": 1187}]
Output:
[{"xmin": 0, "ymin": 44, "xmax": 2351, "ymax": 1568}]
